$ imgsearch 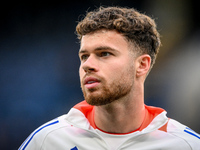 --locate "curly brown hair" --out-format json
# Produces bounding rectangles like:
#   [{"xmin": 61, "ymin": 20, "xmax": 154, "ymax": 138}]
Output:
[{"xmin": 76, "ymin": 6, "xmax": 161, "ymax": 67}]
